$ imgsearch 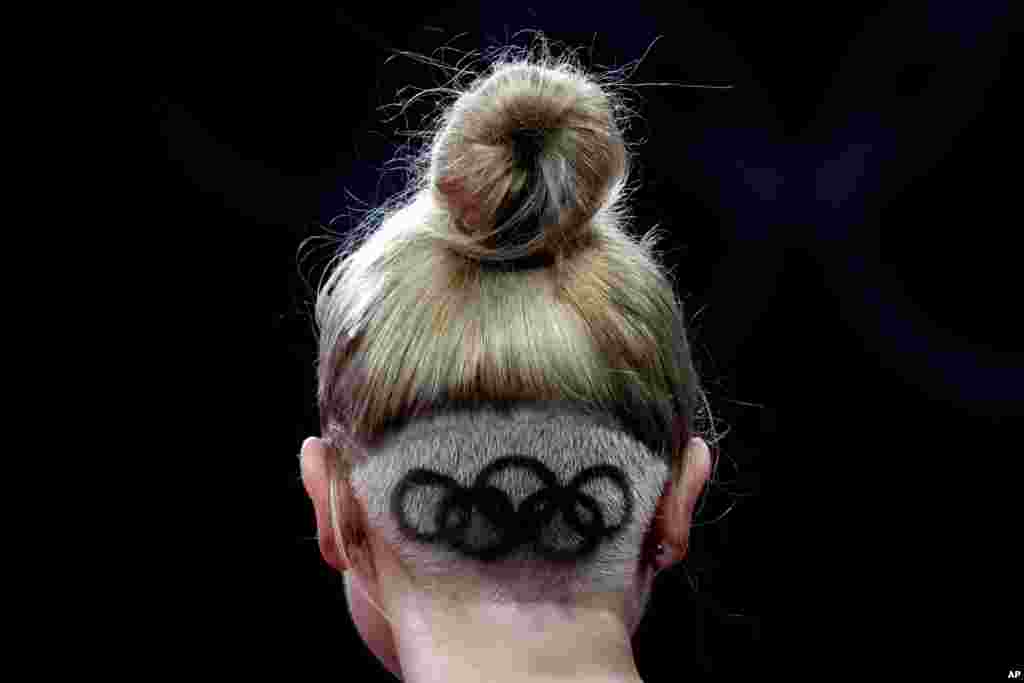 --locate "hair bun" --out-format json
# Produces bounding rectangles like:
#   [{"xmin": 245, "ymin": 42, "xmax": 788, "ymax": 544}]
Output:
[{"xmin": 429, "ymin": 61, "xmax": 627, "ymax": 265}]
